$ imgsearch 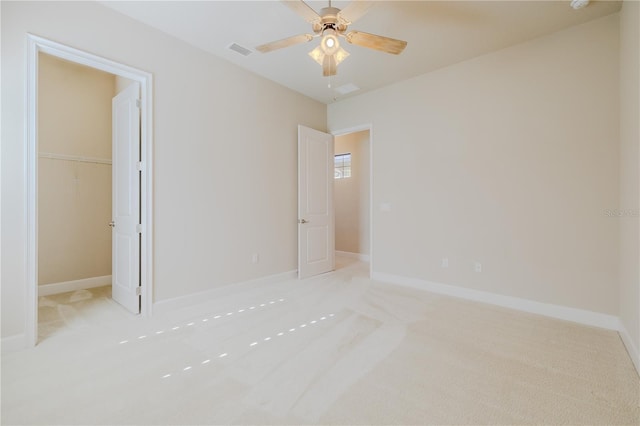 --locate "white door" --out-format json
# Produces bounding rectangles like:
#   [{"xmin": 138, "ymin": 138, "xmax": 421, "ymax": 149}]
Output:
[
  {"xmin": 298, "ymin": 125, "xmax": 335, "ymax": 279},
  {"xmin": 111, "ymin": 83, "xmax": 141, "ymax": 313}
]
